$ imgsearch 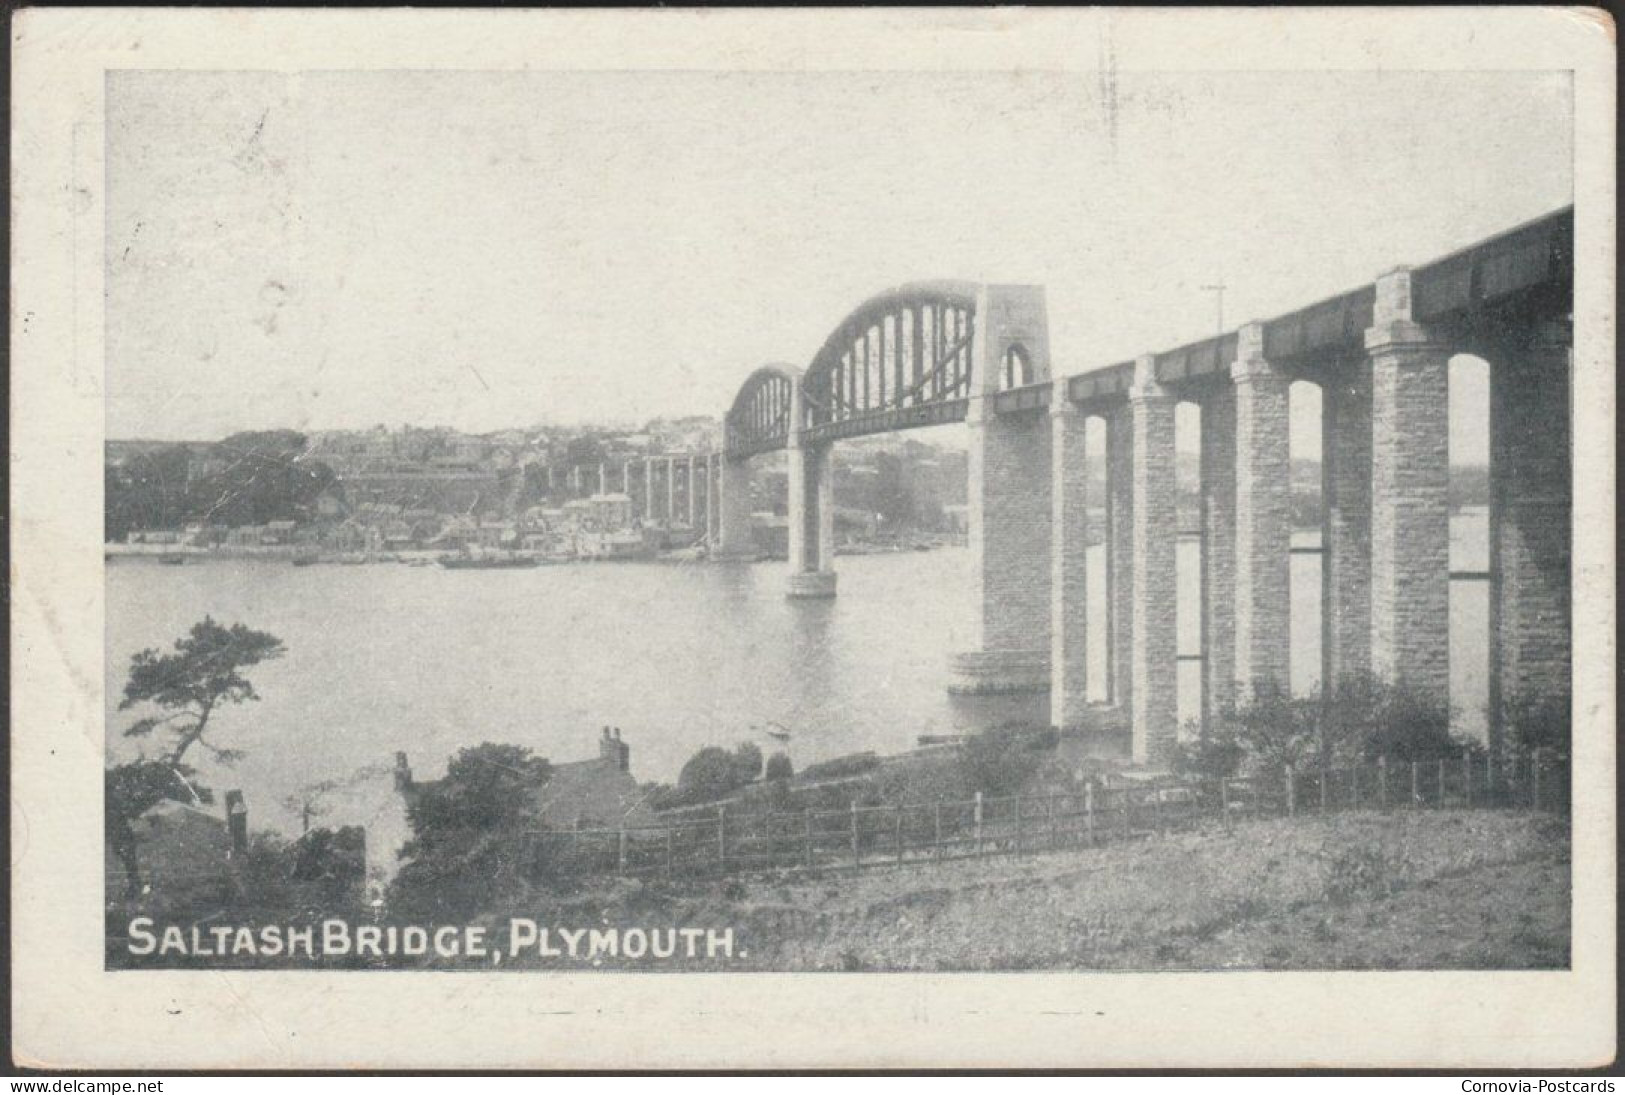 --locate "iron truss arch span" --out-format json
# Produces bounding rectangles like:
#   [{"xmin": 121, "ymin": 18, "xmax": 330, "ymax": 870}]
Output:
[
  {"xmin": 724, "ymin": 363, "xmax": 802, "ymax": 459},
  {"xmin": 801, "ymin": 281, "xmax": 979, "ymax": 446}
]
